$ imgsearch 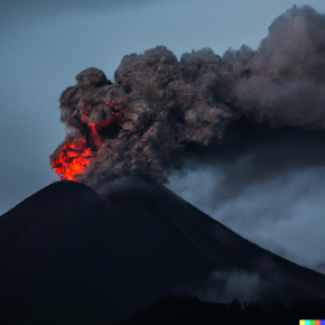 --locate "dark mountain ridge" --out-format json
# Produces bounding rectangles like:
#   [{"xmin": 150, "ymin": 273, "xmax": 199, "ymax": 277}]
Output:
[{"xmin": 1, "ymin": 175, "xmax": 325, "ymax": 320}]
